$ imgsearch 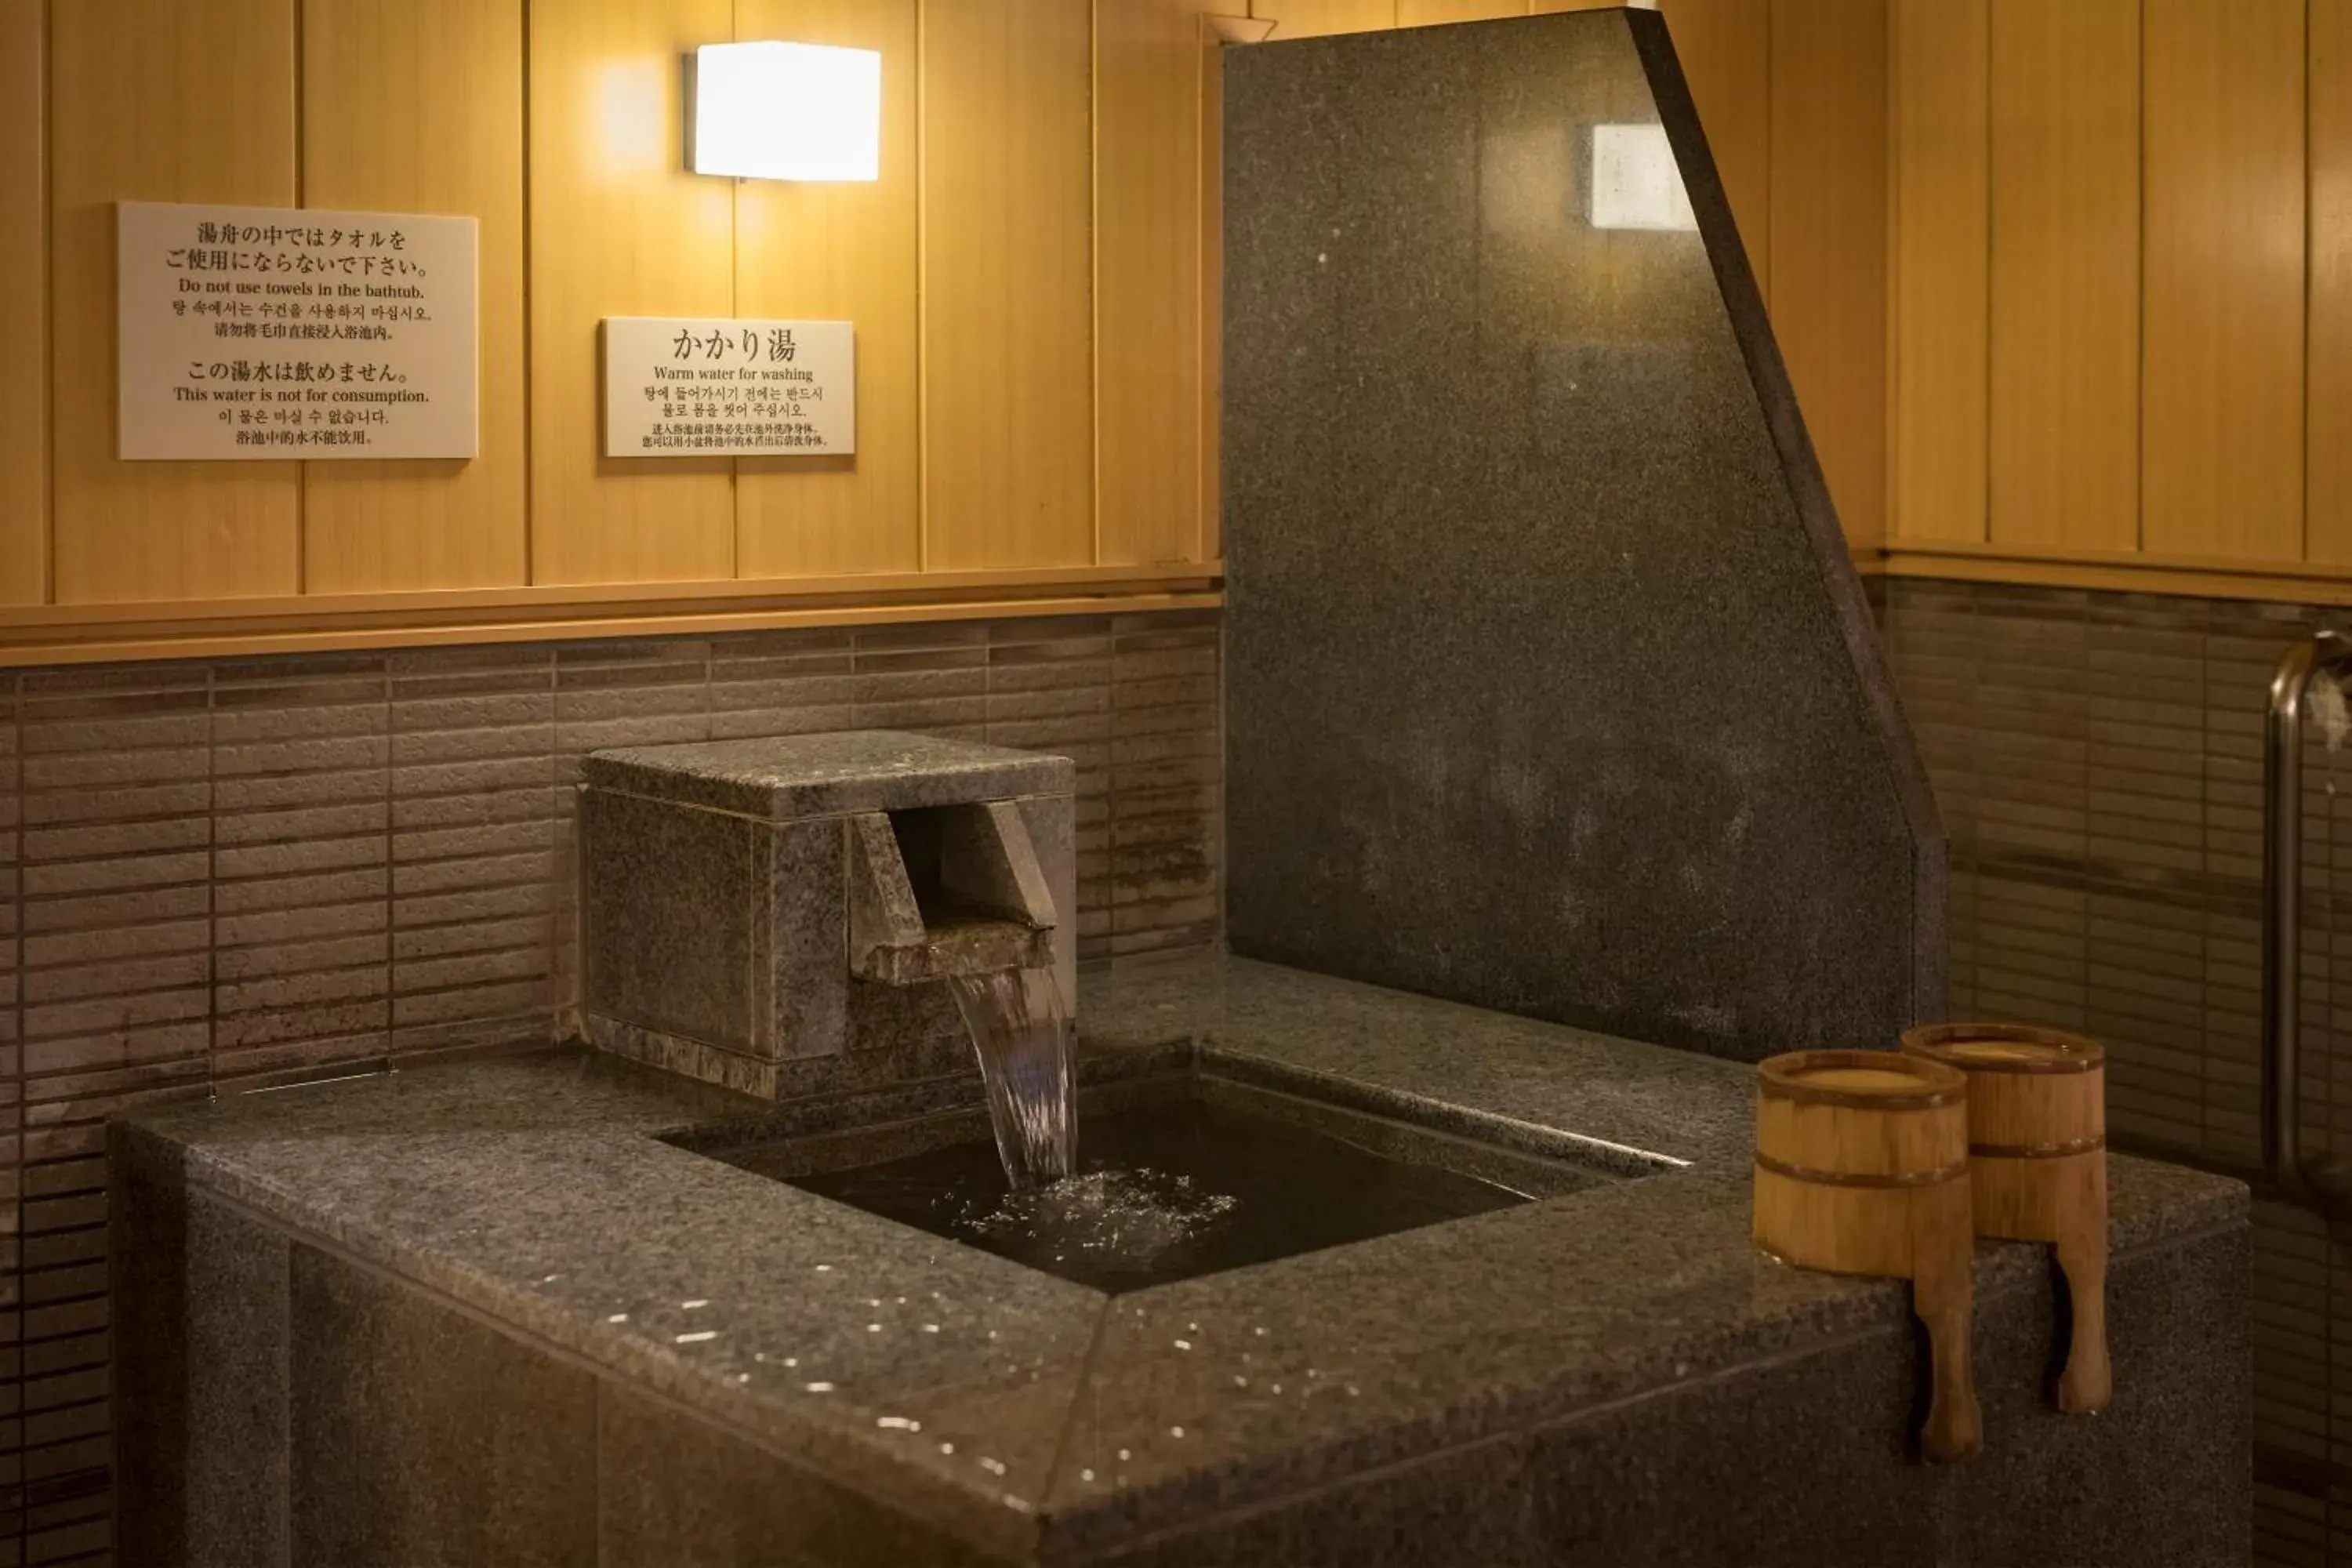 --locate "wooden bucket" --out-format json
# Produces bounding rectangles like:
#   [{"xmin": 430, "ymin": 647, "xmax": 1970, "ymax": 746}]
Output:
[
  {"xmin": 1754, "ymin": 1049, "xmax": 1981, "ymax": 1462},
  {"xmin": 1904, "ymin": 1022, "xmax": 2109, "ymax": 1416}
]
